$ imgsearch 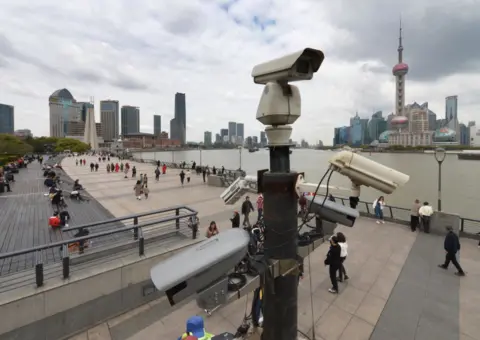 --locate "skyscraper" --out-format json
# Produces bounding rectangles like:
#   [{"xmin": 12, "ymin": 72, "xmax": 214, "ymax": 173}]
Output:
[
  {"xmin": 154, "ymin": 115, "xmax": 162, "ymax": 136},
  {"xmin": 204, "ymin": 131, "xmax": 212, "ymax": 146},
  {"xmin": 391, "ymin": 21, "xmax": 409, "ymax": 130},
  {"xmin": 121, "ymin": 106, "xmax": 140, "ymax": 136},
  {"xmin": 228, "ymin": 122, "xmax": 237, "ymax": 143},
  {"xmin": 260, "ymin": 131, "xmax": 267, "ymax": 145},
  {"xmin": 0, "ymin": 104, "xmax": 14, "ymax": 134},
  {"xmin": 236, "ymin": 123, "xmax": 244, "ymax": 144},
  {"xmin": 84, "ymin": 102, "xmax": 99, "ymax": 150},
  {"xmin": 100, "ymin": 100, "xmax": 119, "ymax": 142},
  {"xmin": 170, "ymin": 93, "xmax": 186, "ymax": 144},
  {"xmin": 220, "ymin": 128, "xmax": 229, "ymax": 143},
  {"xmin": 49, "ymin": 88, "xmax": 82, "ymax": 137}
]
